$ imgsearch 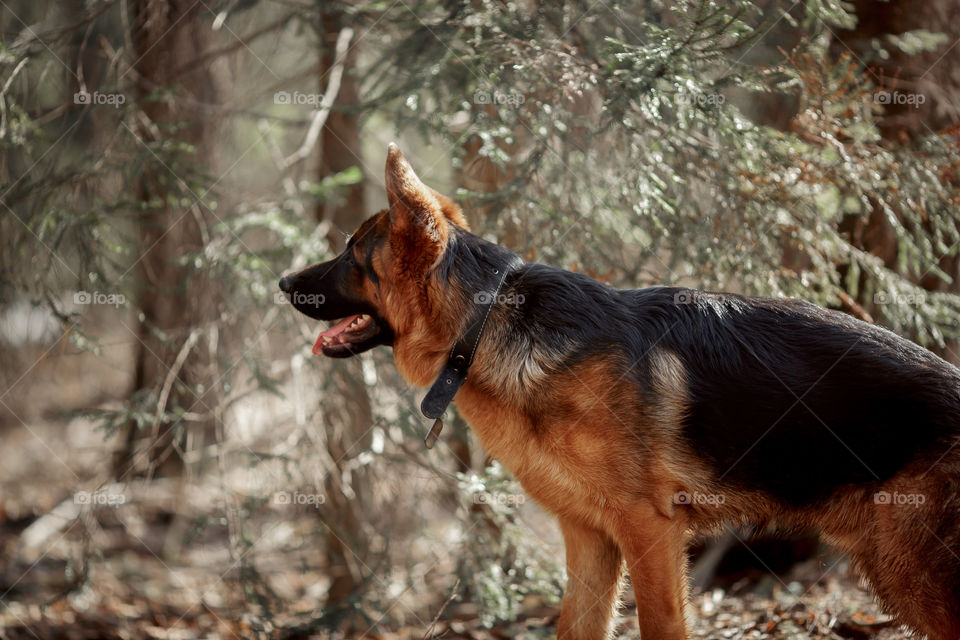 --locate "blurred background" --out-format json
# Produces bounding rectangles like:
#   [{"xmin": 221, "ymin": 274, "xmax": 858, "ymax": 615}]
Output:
[{"xmin": 1, "ymin": 0, "xmax": 958, "ymax": 638}]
